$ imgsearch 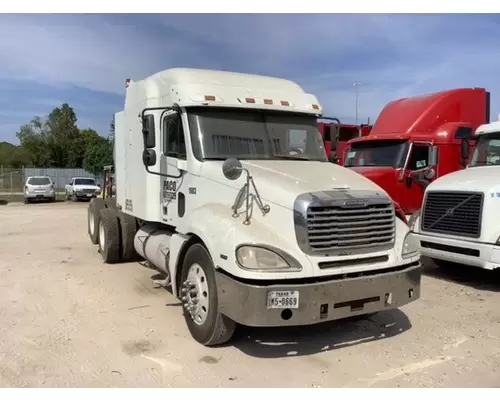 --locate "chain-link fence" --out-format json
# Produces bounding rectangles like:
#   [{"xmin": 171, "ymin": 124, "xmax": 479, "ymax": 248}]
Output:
[{"xmin": 0, "ymin": 166, "xmax": 102, "ymax": 202}]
